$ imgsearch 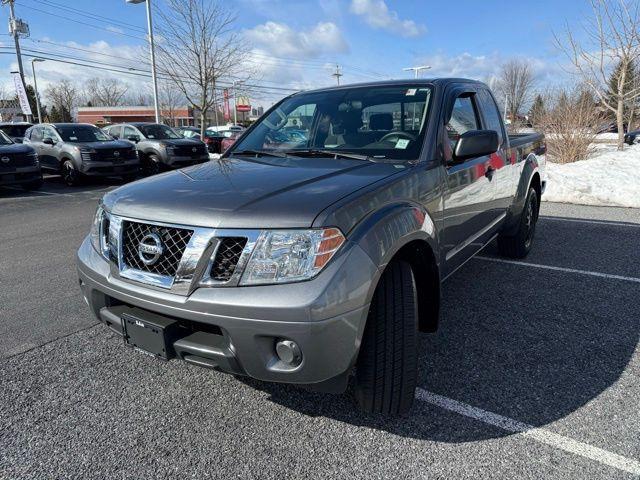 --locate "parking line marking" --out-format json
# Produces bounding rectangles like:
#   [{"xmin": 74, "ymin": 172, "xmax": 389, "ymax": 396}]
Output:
[
  {"xmin": 476, "ymin": 256, "xmax": 640, "ymax": 284},
  {"xmin": 540, "ymin": 216, "xmax": 640, "ymax": 228},
  {"xmin": 416, "ymin": 389, "xmax": 640, "ymax": 475}
]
